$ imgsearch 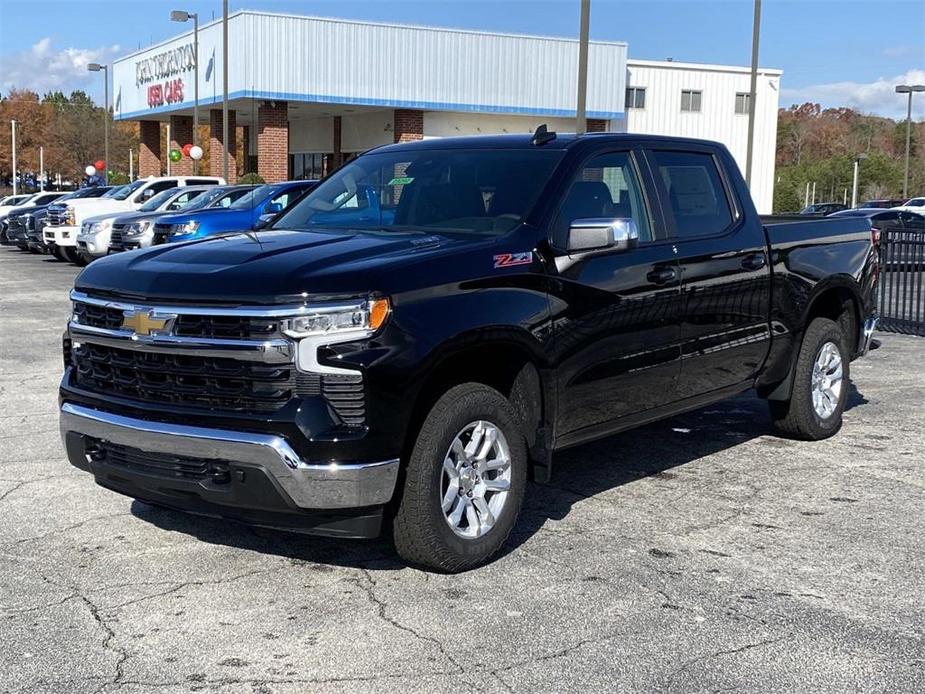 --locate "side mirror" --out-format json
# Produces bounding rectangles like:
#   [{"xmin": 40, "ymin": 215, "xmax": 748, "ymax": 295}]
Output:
[
  {"xmin": 265, "ymin": 201, "xmax": 283, "ymax": 215},
  {"xmin": 254, "ymin": 213, "xmax": 275, "ymax": 230},
  {"xmin": 566, "ymin": 218, "xmax": 639, "ymax": 253}
]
